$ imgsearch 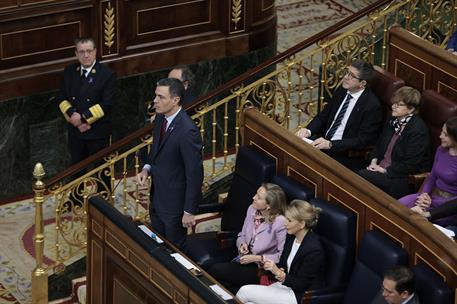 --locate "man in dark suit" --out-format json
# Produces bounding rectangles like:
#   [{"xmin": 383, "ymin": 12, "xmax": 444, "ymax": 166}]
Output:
[
  {"xmin": 137, "ymin": 78, "xmax": 203, "ymax": 250},
  {"xmin": 372, "ymin": 267, "xmax": 420, "ymax": 304},
  {"xmin": 58, "ymin": 37, "xmax": 116, "ymax": 166},
  {"xmin": 168, "ymin": 65, "xmax": 198, "ymax": 107},
  {"xmin": 295, "ymin": 59, "xmax": 382, "ymax": 171}
]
